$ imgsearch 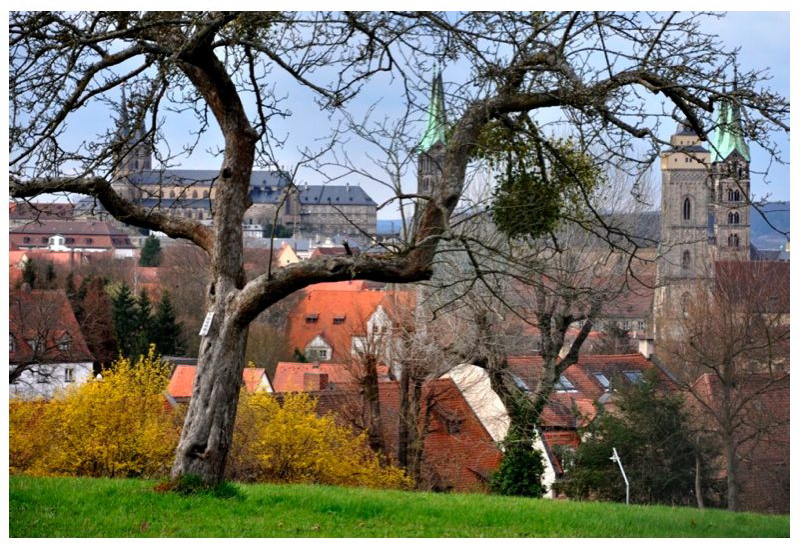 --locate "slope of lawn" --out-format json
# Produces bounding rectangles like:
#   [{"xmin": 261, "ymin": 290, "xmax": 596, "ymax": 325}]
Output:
[{"xmin": 9, "ymin": 475, "xmax": 789, "ymax": 538}]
